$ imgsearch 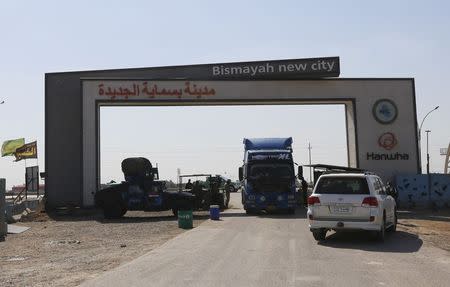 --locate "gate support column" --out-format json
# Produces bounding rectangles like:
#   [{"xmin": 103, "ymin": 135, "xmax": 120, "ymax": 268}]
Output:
[{"xmin": 0, "ymin": 178, "xmax": 7, "ymax": 241}]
